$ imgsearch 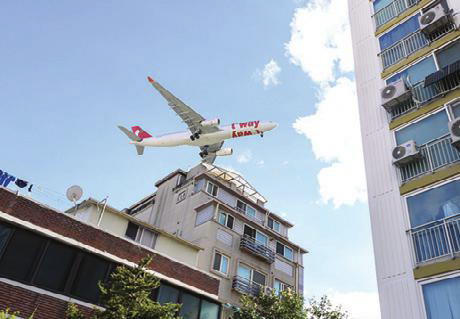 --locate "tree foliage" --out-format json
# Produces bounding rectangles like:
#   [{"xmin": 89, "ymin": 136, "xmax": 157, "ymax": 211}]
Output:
[
  {"xmin": 67, "ymin": 256, "xmax": 180, "ymax": 319},
  {"xmin": 232, "ymin": 290, "xmax": 347, "ymax": 319}
]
